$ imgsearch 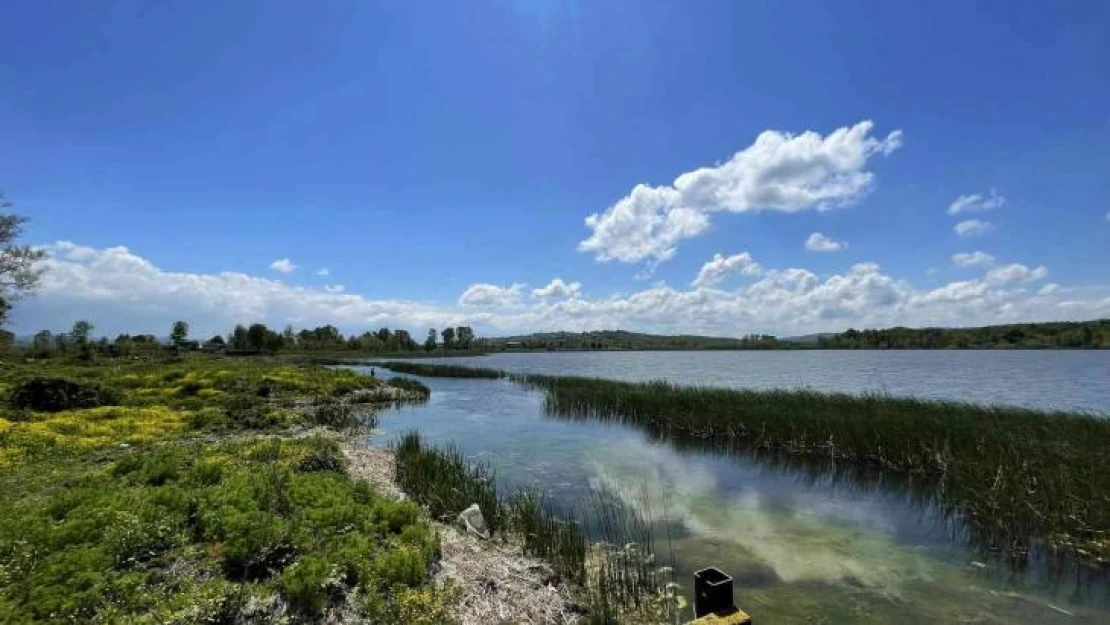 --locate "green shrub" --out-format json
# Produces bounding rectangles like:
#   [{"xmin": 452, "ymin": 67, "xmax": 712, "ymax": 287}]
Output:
[
  {"xmin": 296, "ymin": 438, "xmax": 347, "ymax": 474},
  {"xmin": 277, "ymin": 555, "xmax": 334, "ymax": 617},
  {"xmin": 308, "ymin": 398, "xmax": 359, "ymax": 429},
  {"xmin": 9, "ymin": 377, "xmax": 117, "ymax": 412},
  {"xmin": 187, "ymin": 406, "xmax": 227, "ymax": 430}
]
